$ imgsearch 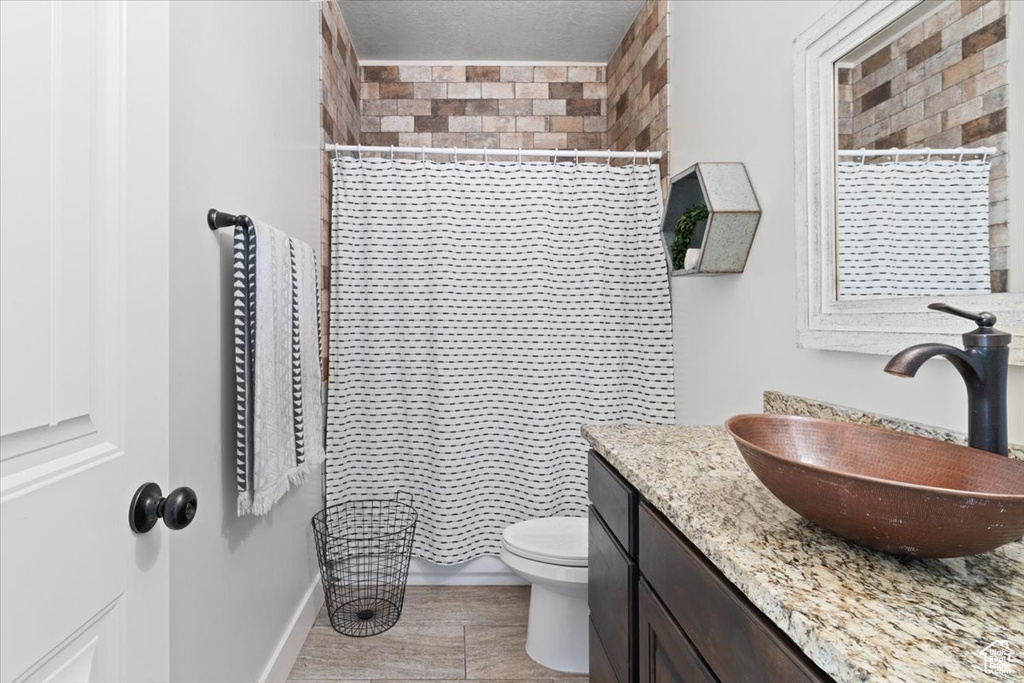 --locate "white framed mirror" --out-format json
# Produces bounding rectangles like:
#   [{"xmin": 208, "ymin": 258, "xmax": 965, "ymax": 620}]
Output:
[{"xmin": 794, "ymin": 0, "xmax": 1023, "ymax": 363}]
